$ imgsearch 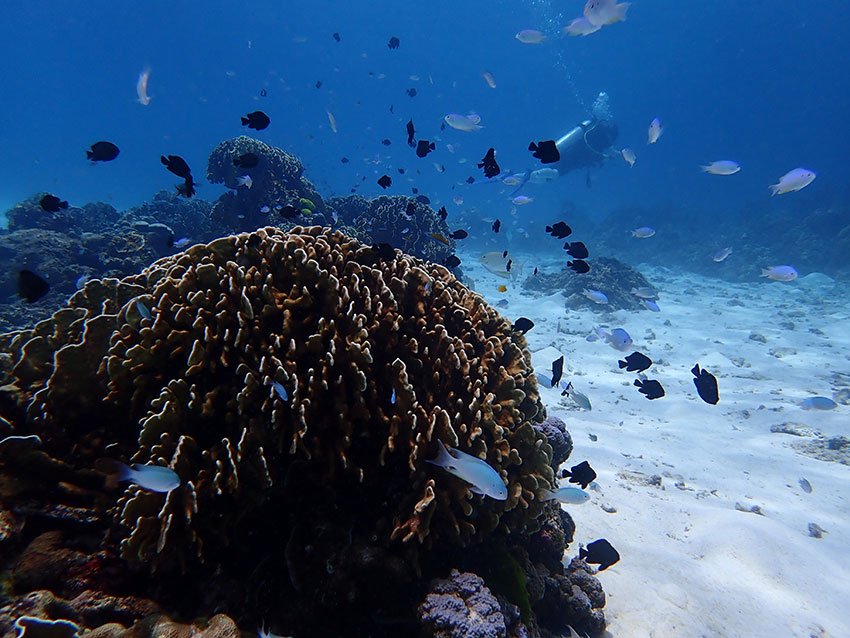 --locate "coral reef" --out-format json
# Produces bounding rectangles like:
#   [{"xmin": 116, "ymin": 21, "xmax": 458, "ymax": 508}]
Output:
[
  {"xmin": 206, "ymin": 136, "xmax": 326, "ymax": 232},
  {"xmin": 524, "ymin": 257, "xmax": 655, "ymax": 311},
  {"xmin": 419, "ymin": 570, "xmax": 507, "ymax": 638},
  {"xmin": 533, "ymin": 416, "xmax": 572, "ymax": 470},
  {"xmin": 0, "ymin": 226, "xmax": 603, "ymax": 636}
]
